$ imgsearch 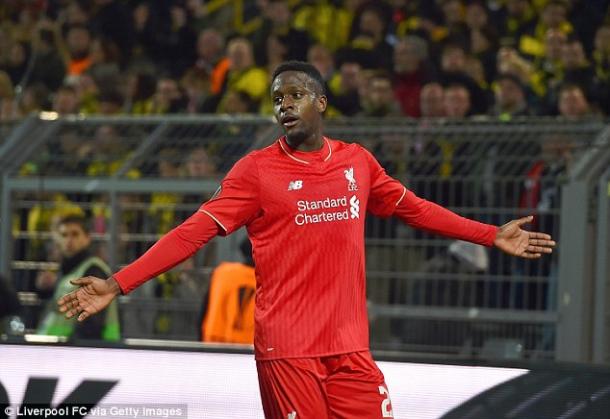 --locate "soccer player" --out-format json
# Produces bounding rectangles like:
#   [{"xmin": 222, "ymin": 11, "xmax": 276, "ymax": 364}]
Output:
[{"xmin": 58, "ymin": 61, "xmax": 555, "ymax": 418}]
